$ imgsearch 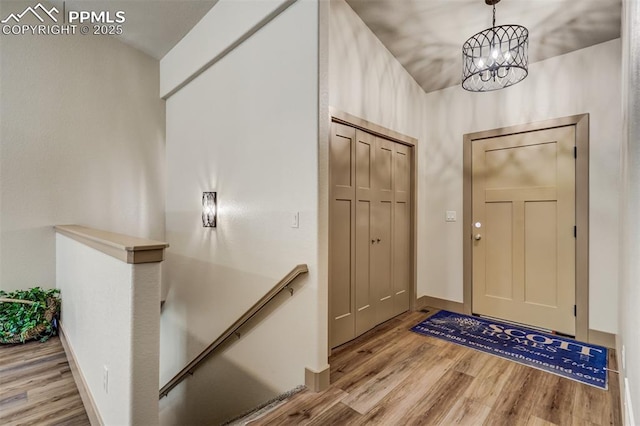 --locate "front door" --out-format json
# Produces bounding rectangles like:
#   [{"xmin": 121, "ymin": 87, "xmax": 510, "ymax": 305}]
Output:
[{"xmin": 472, "ymin": 126, "xmax": 576, "ymax": 335}]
